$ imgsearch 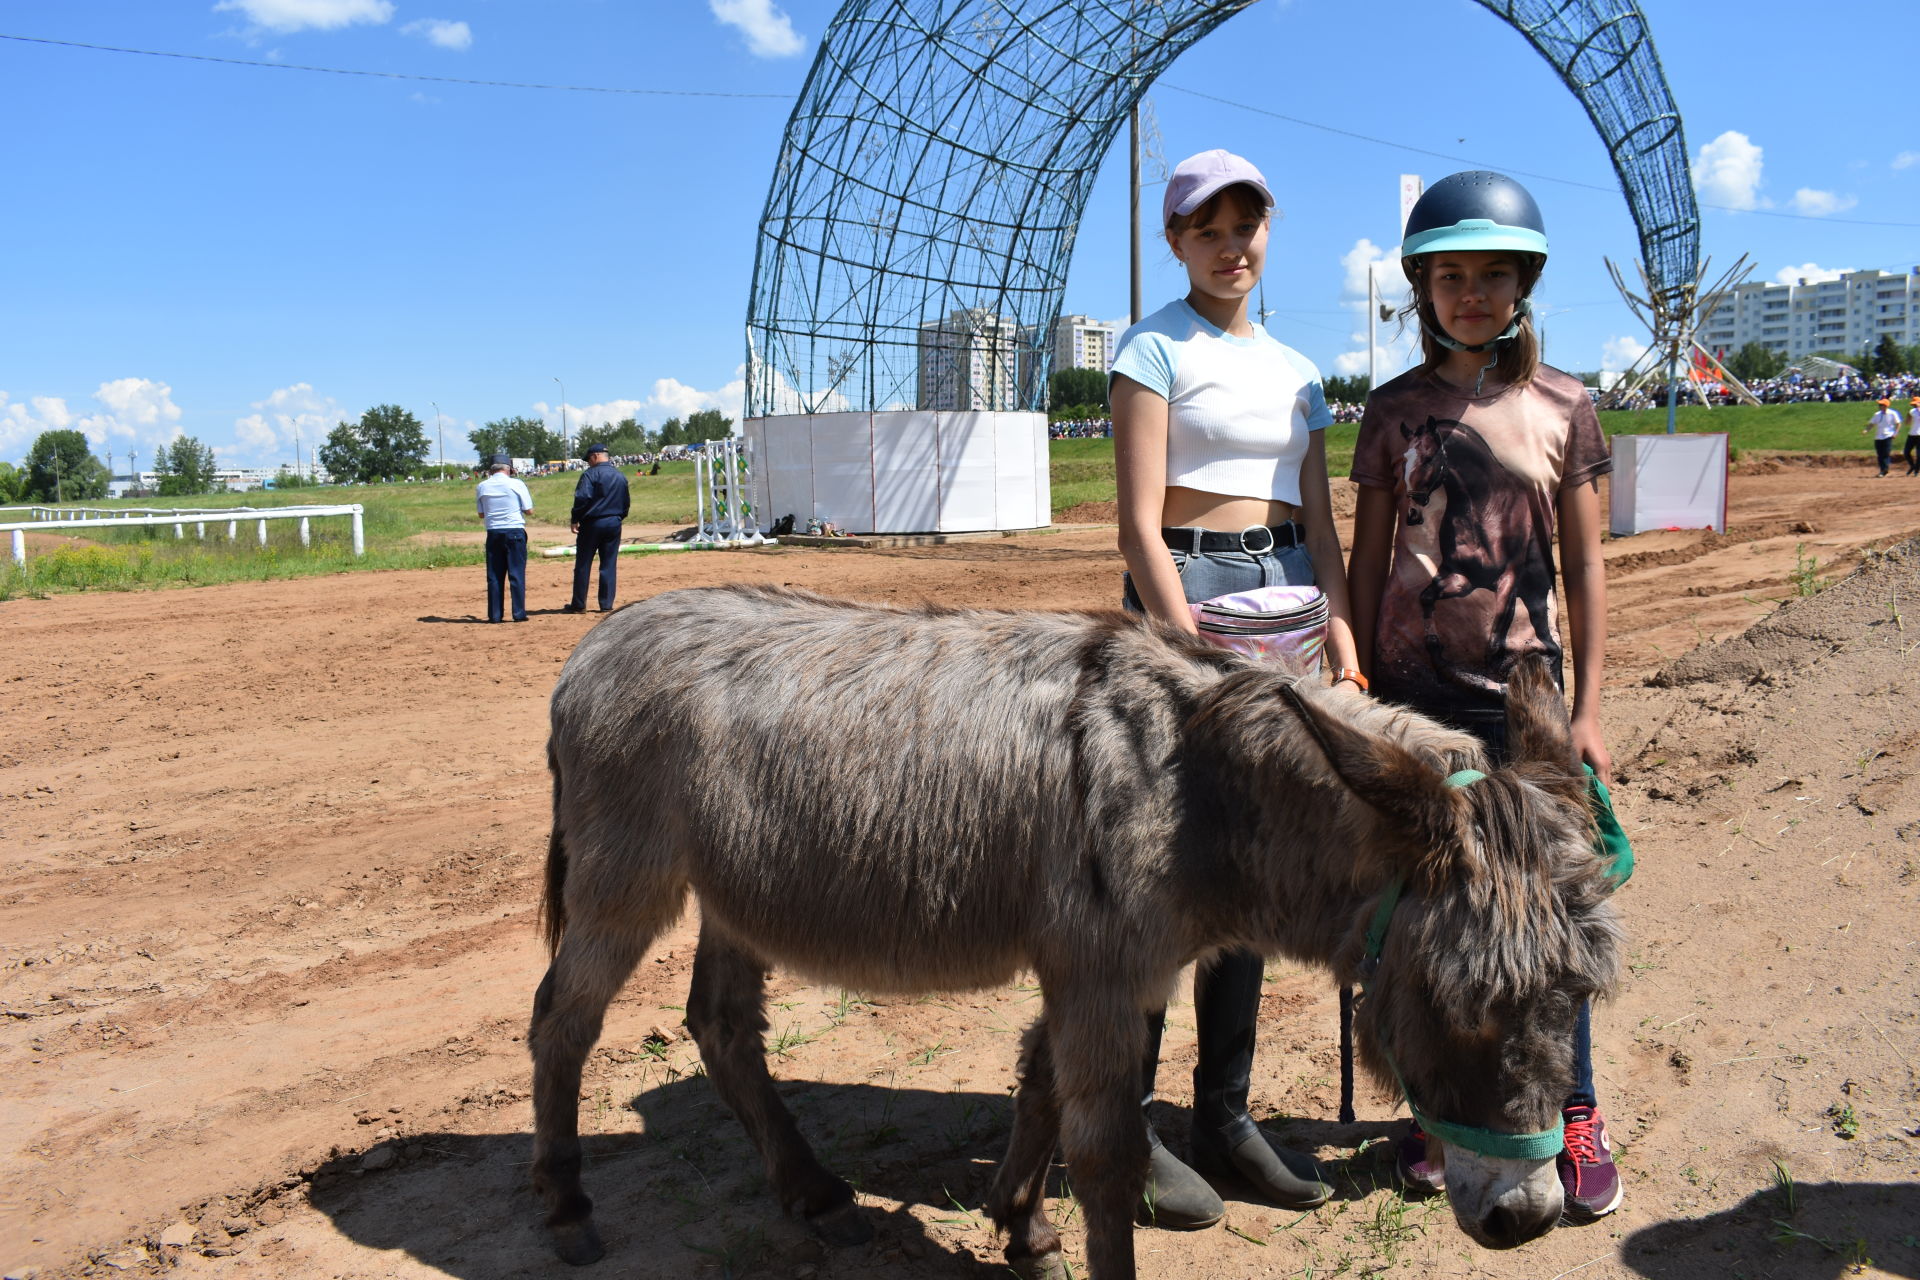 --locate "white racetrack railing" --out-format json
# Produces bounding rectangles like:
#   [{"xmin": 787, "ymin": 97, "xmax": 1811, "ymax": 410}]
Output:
[{"xmin": 3, "ymin": 504, "xmax": 365, "ymax": 566}]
